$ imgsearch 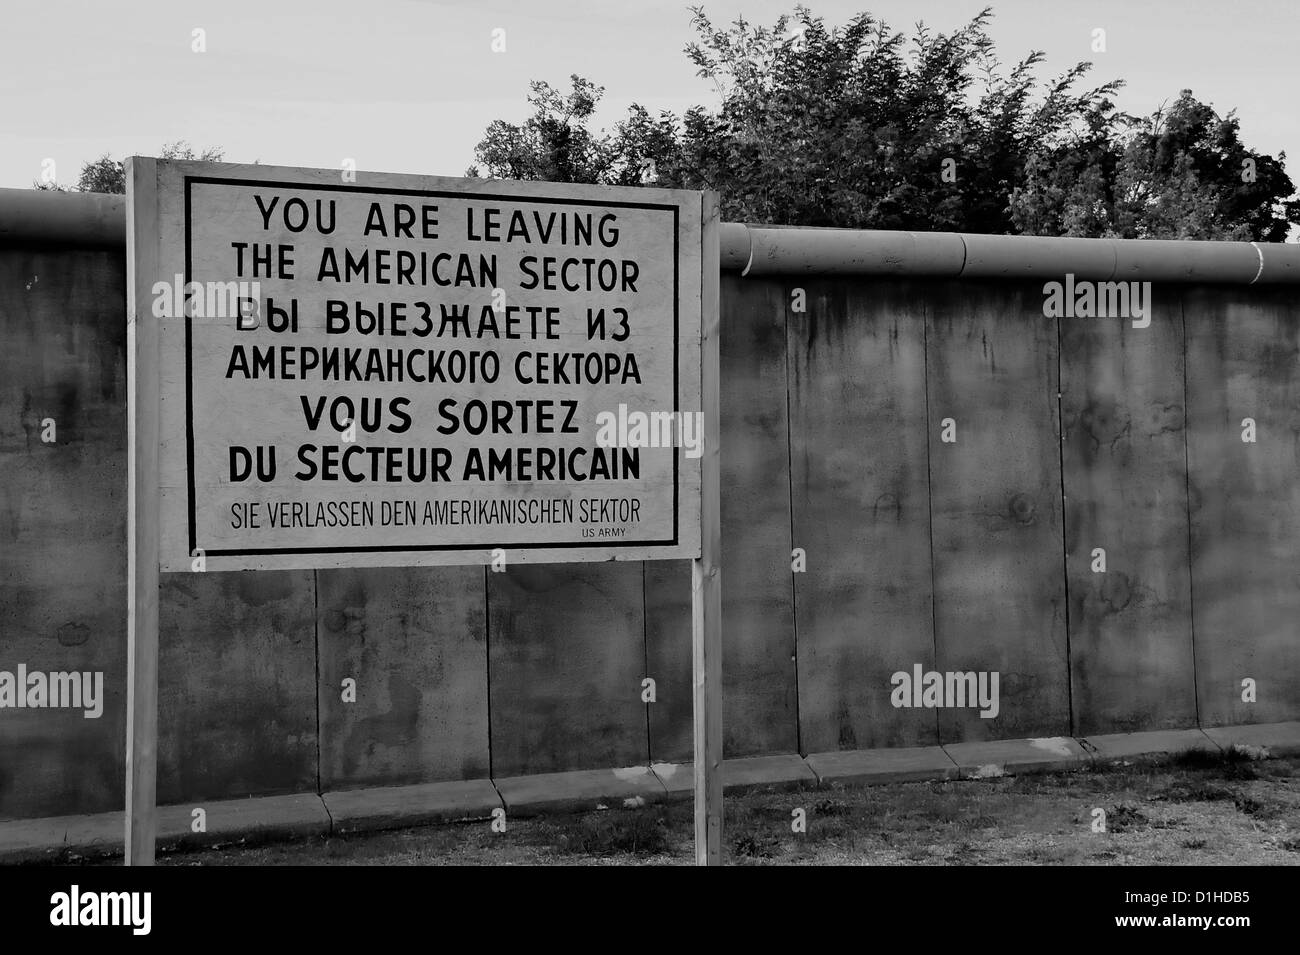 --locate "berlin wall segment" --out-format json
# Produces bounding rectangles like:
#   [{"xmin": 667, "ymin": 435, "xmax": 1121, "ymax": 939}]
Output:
[{"xmin": 4, "ymin": 186, "xmax": 1300, "ymax": 826}]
